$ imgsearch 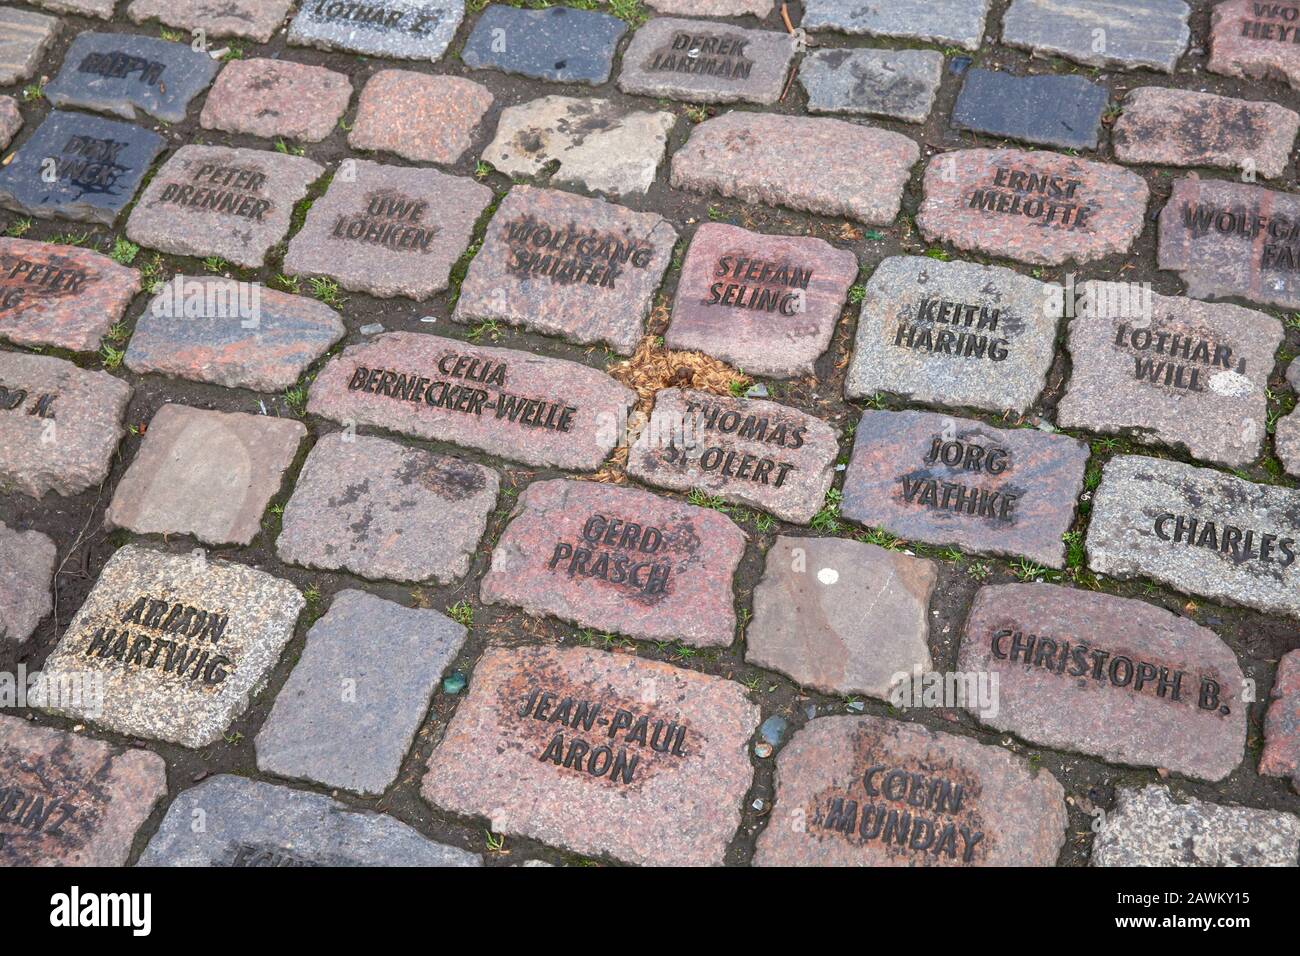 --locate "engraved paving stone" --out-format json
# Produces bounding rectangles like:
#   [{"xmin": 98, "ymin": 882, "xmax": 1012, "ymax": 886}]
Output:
[
  {"xmin": 1260, "ymin": 650, "xmax": 1300, "ymax": 793},
  {"xmin": 1113, "ymin": 87, "xmax": 1300, "ymax": 180},
  {"xmin": 422, "ymin": 644, "xmax": 759, "ymax": 867},
  {"xmin": 0, "ymin": 112, "xmax": 164, "ymax": 226},
  {"xmin": 285, "ymin": 160, "xmax": 490, "ymax": 302},
  {"xmin": 1157, "ymin": 177, "xmax": 1300, "ymax": 310},
  {"xmin": 1087, "ymin": 455, "xmax": 1300, "ymax": 618},
  {"xmin": 665, "ymin": 222, "xmax": 857, "ymax": 378},
  {"xmin": 0, "ymin": 521, "xmax": 55, "ymax": 643},
  {"xmin": 349, "ymin": 71, "xmax": 492, "ymax": 165},
  {"xmin": 0, "ymin": 96, "xmax": 20, "ymax": 150},
  {"xmin": 960, "ymin": 584, "xmax": 1246, "ymax": 781},
  {"xmin": 0, "ymin": 716, "xmax": 166, "ymax": 867},
  {"xmin": 844, "ymin": 256, "xmax": 1063, "ymax": 416},
  {"xmin": 105, "ymin": 404, "xmax": 306, "ymax": 548},
  {"xmin": 45, "ymin": 33, "xmax": 218, "ymax": 124},
  {"xmin": 618, "ymin": 18, "xmax": 796, "ymax": 106},
  {"xmin": 140, "ymin": 775, "xmax": 480, "ymax": 866},
  {"xmin": 277, "ymin": 432, "xmax": 499, "ymax": 584},
  {"xmin": 0, "ymin": 352, "xmax": 130, "ymax": 498},
  {"xmin": 952, "ymin": 69, "xmax": 1107, "ymax": 151},
  {"xmin": 1092, "ymin": 785, "xmax": 1300, "ymax": 867},
  {"xmin": 126, "ymin": 276, "xmax": 345, "ymax": 393},
  {"xmin": 753, "ymin": 716, "xmax": 1068, "ymax": 866},
  {"xmin": 917, "ymin": 148, "xmax": 1148, "ymax": 266},
  {"xmin": 289, "ymin": 0, "xmax": 465, "ymax": 62},
  {"xmin": 798, "ymin": 48, "xmax": 943, "ymax": 124},
  {"xmin": 1209, "ymin": 0, "xmax": 1300, "ymax": 90},
  {"xmin": 627, "ymin": 388, "xmax": 839, "ymax": 524},
  {"xmin": 802, "ymin": 0, "xmax": 991, "ymax": 52},
  {"xmin": 1057, "ymin": 286, "xmax": 1282, "ymax": 469},
  {"xmin": 256, "ymin": 590, "xmax": 467, "ymax": 796},
  {"xmin": 452, "ymin": 185, "xmax": 676, "ymax": 354},
  {"xmin": 307, "ymin": 332, "xmax": 635, "ymax": 471},
  {"xmin": 126, "ymin": 145, "xmax": 322, "ymax": 269},
  {"xmin": 1002, "ymin": 0, "xmax": 1191, "ymax": 73},
  {"xmin": 0, "ymin": 7, "xmax": 57, "ymax": 86},
  {"xmin": 671, "ymin": 112, "xmax": 919, "ymax": 225},
  {"xmin": 482, "ymin": 96, "xmax": 675, "ymax": 198},
  {"xmin": 128, "ymin": 0, "xmax": 294, "ymax": 43},
  {"xmin": 746, "ymin": 536, "xmax": 936, "ymax": 699},
  {"xmin": 0, "ymin": 238, "xmax": 141, "ymax": 352},
  {"xmin": 841, "ymin": 409, "xmax": 1089, "ymax": 568},
  {"xmin": 461, "ymin": 4, "xmax": 625, "ymax": 85},
  {"xmin": 481, "ymin": 479, "xmax": 745, "ymax": 647},
  {"xmin": 201, "ymin": 58, "xmax": 353, "ymax": 144},
  {"xmin": 40, "ymin": 545, "xmax": 304, "ymax": 749}
]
